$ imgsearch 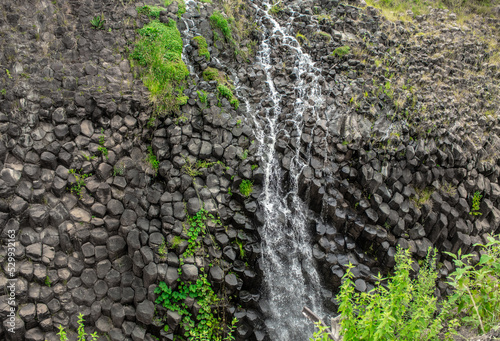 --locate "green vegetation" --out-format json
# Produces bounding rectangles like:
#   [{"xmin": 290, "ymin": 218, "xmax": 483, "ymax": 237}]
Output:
[
  {"xmin": 97, "ymin": 128, "xmax": 108, "ymax": 159},
  {"xmin": 239, "ymin": 180, "xmax": 253, "ymax": 197},
  {"xmin": 158, "ymin": 238, "xmax": 167, "ymax": 258},
  {"xmin": 410, "ymin": 187, "xmax": 434, "ymax": 208},
  {"xmin": 365, "ymin": 0, "xmax": 500, "ymax": 22},
  {"xmin": 193, "ymin": 36, "xmax": 210, "ymax": 60},
  {"xmin": 90, "ymin": 14, "xmax": 105, "ymax": 30},
  {"xmin": 202, "ymin": 67, "xmax": 226, "ymax": 84},
  {"xmin": 332, "ymin": 45, "xmax": 351, "ymax": 58},
  {"xmin": 0, "ymin": 89, "xmax": 6, "ymax": 95},
  {"xmin": 45, "ymin": 275, "xmax": 51, "ymax": 287},
  {"xmin": 445, "ymin": 235, "xmax": 500, "ymax": 334},
  {"xmin": 239, "ymin": 149, "xmax": 248, "ymax": 160},
  {"xmin": 337, "ymin": 247, "xmax": 442, "ymax": 340},
  {"xmin": 183, "ymin": 159, "xmax": 229, "ymax": 177},
  {"xmin": 147, "ymin": 146, "xmax": 160, "ymax": 175},
  {"xmin": 210, "ymin": 11, "xmax": 233, "ymax": 43},
  {"xmin": 201, "ymin": 68, "xmax": 239, "ymax": 109},
  {"xmin": 197, "ymin": 90, "xmax": 208, "ymax": 104},
  {"xmin": 56, "ymin": 313, "xmax": 98, "ymax": 341},
  {"xmin": 113, "ymin": 162, "xmax": 125, "ymax": 176},
  {"xmin": 68, "ymin": 169, "xmax": 91, "ymax": 199},
  {"xmin": 130, "ymin": 20, "xmax": 189, "ymax": 115},
  {"xmin": 296, "ymin": 32, "xmax": 309, "ymax": 45},
  {"xmin": 154, "ymin": 209, "xmax": 237, "ymax": 340},
  {"xmin": 269, "ymin": 0, "xmax": 283, "ymax": 15},
  {"xmin": 470, "ymin": 191, "xmax": 483, "ymax": 216},
  {"xmin": 137, "ymin": 5, "xmax": 167, "ymax": 19},
  {"xmin": 165, "ymin": 0, "xmax": 186, "ymax": 17},
  {"xmin": 217, "ymin": 84, "xmax": 239, "ymax": 109},
  {"xmin": 312, "ymin": 235, "xmax": 500, "ymax": 340}
]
